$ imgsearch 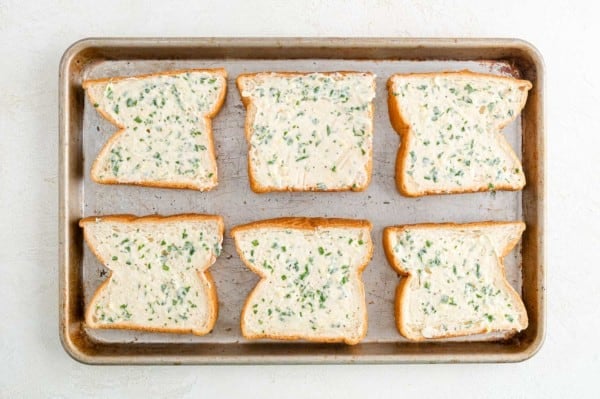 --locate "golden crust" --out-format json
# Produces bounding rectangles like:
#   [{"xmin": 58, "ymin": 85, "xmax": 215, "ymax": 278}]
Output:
[
  {"xmin": 83, "ymin": 68, "xmax": 227, "ymax": 191},
  {"xmin": 386, "ymin": 70, "xmax": 531, "ymax": 197},
  {"xmin": 383, "ymin": 221, "xmax": 527, "ymax": 341},
  {"xmin": 79, "ymin": 213, "xmax": 223, "ymax": 336},
  {"xmin": 231, "ymin": 216, "xmax": 372, "ymax": 234},
  {"xmin": 231, "ymin": 217, "xmax": 373, "ymax": 345},
  {"xmin": 236, "ymin": 72, "xmax": 375, "ymax": 193}
]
